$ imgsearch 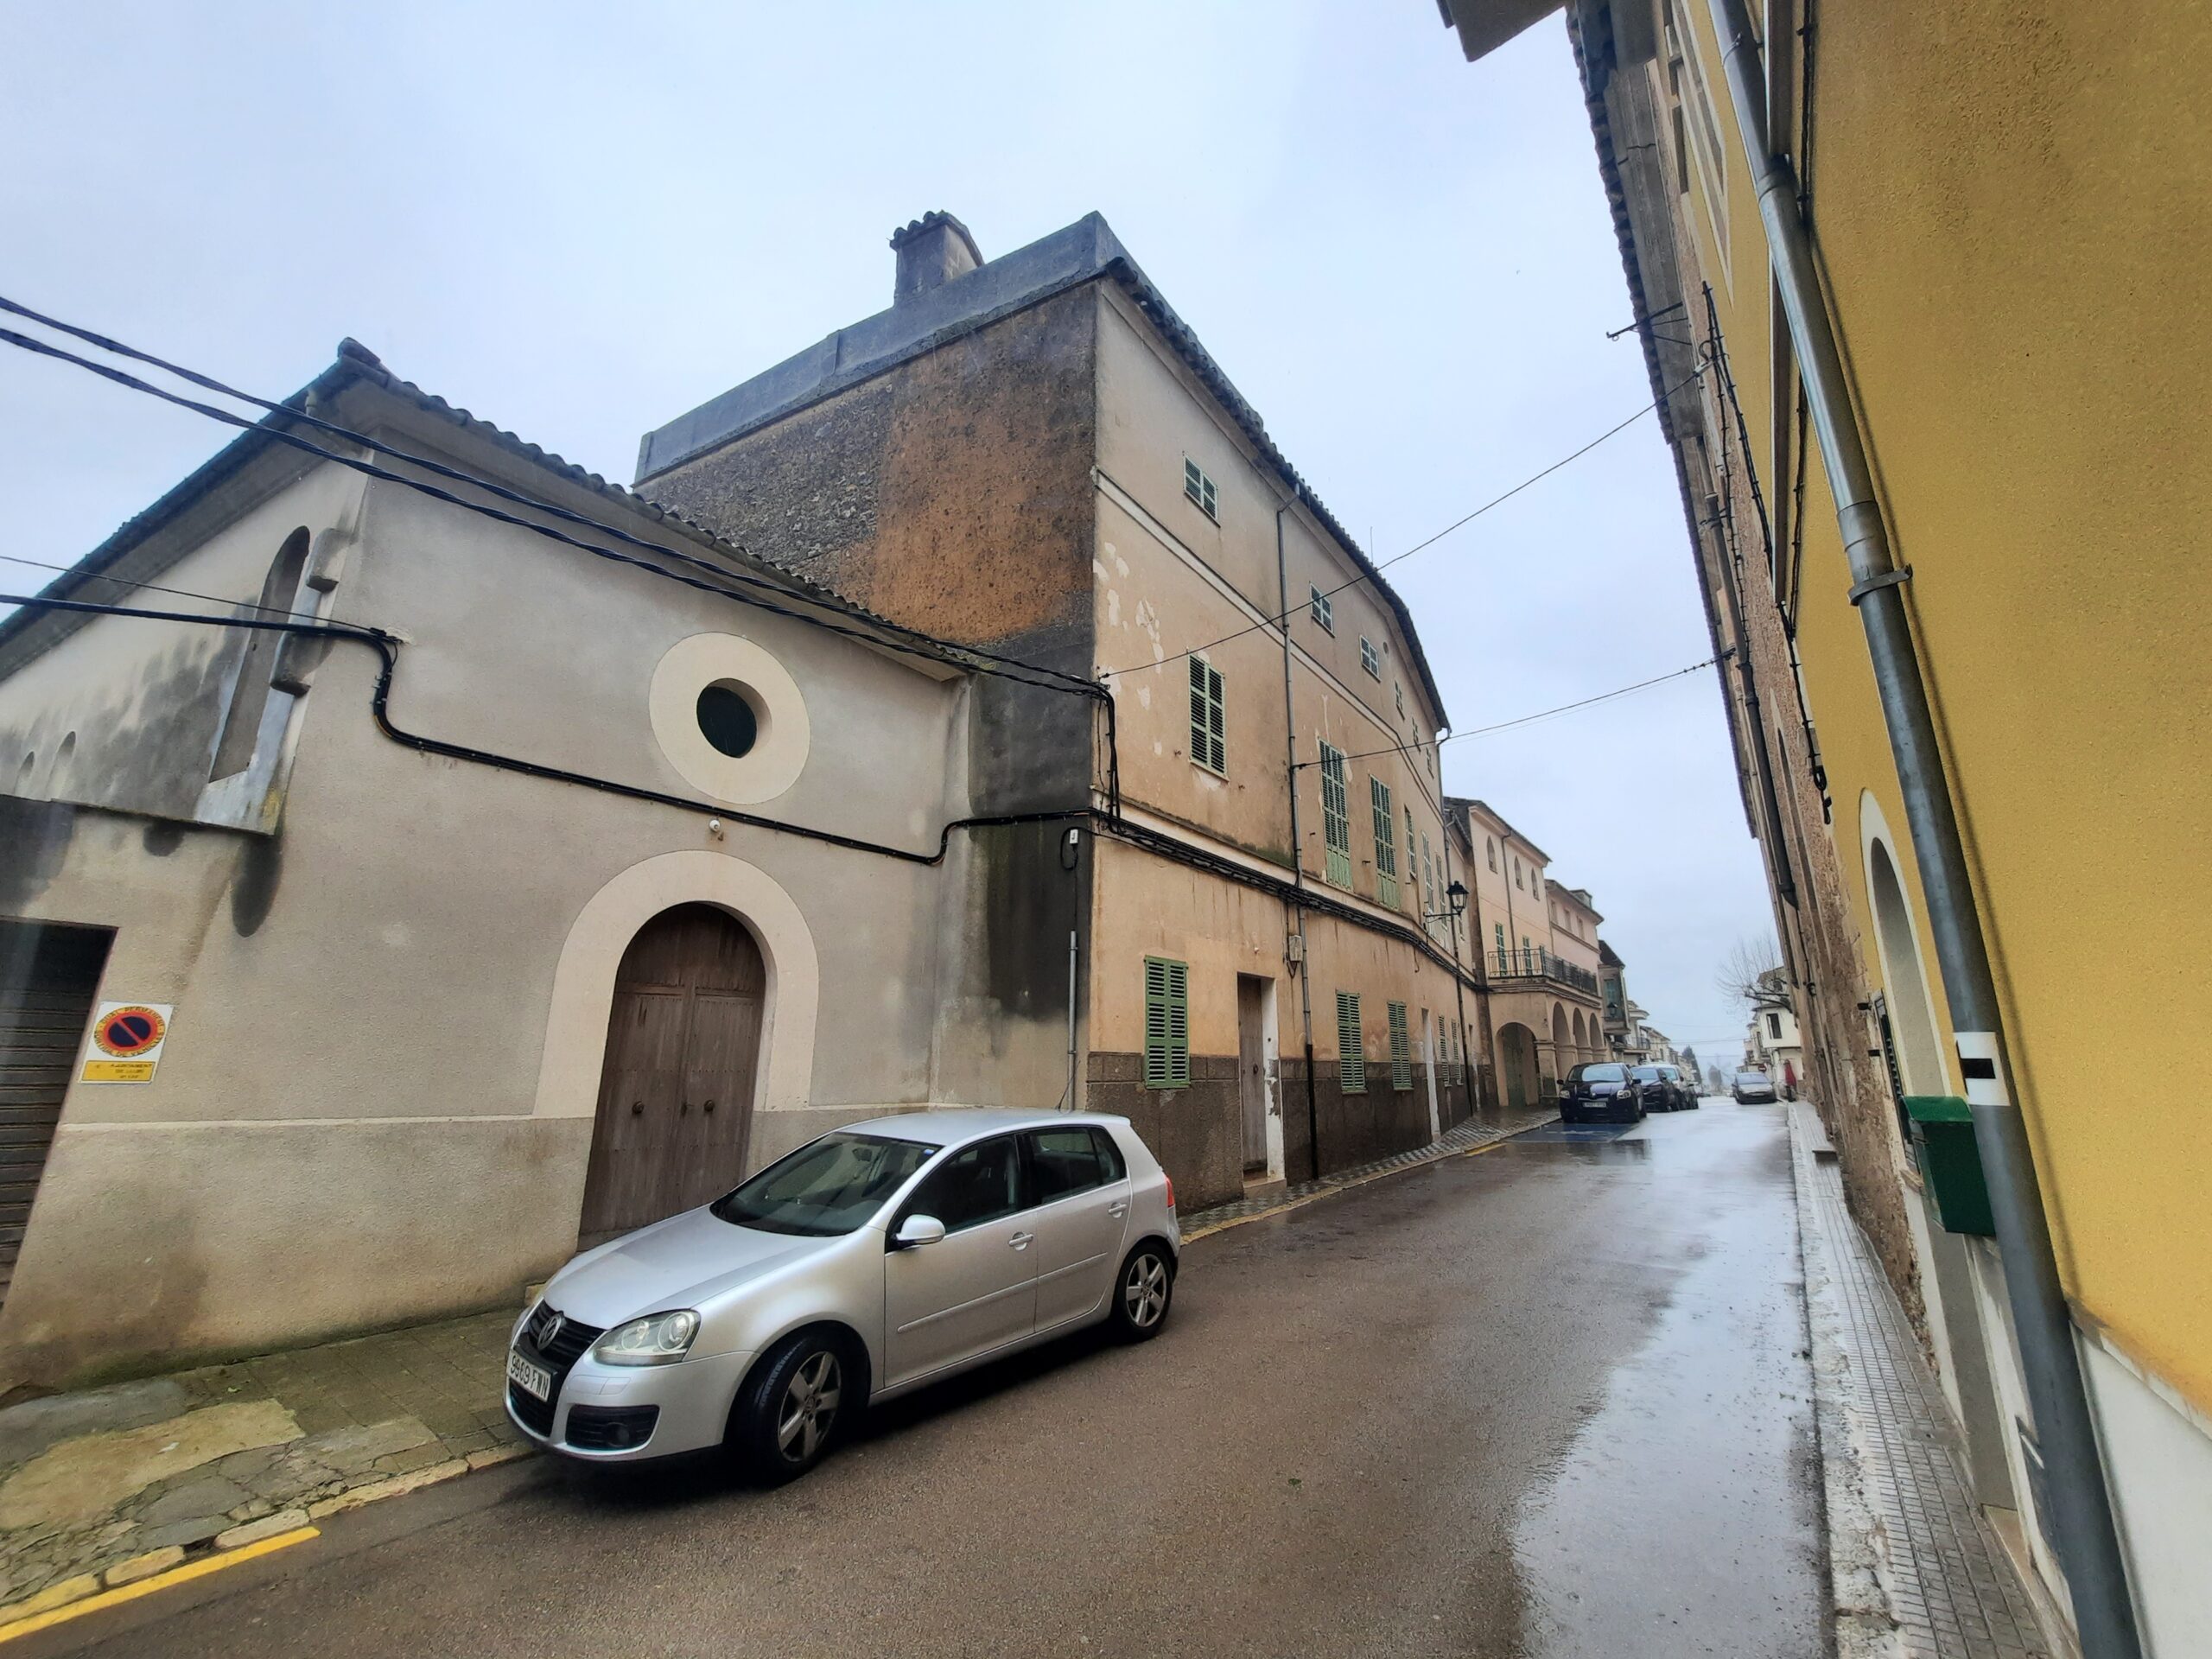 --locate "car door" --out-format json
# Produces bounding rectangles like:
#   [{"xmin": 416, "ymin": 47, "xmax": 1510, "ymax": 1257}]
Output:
[
  {"xmin": 1023, "ymin": 1126, "xmax": 1133, "ymax": 1333},
  {"xmin": 883, "ymin": 1135, "xmax": 1039, "ymax": 1389}
]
